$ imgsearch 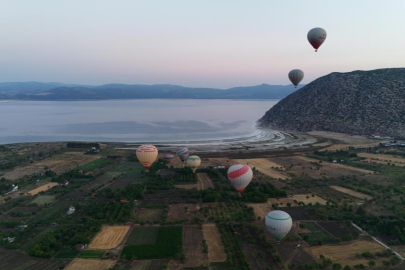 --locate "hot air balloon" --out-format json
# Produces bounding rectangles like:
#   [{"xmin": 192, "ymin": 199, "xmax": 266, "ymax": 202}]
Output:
[
  {"xmin": 187, "ymin": 155, "xmax": 201, "ymax": 173},
  {"xmin": 265, "ymin": 210, "xmax": 292, "ymax": 242},
  {"xmin": 136, "ymin": 145, "xmax": 158, "ymax": 172},
  {"xmin": 227, "ymin": 164, "xmax": 253, "ymax": 194},
  {"xmin": 164, "ymin": 154, "xmax": 174, "ymax": 166},
  {"xmin": 288, "ymin": 69, "xmax": 304, "ymax": 88},
  {"xmin": 176, "ymin": 147, "xmax": 190, "ymax": 164},
  {"xmin": 307, "ymin": 28, "xmax": 327, "ymax": 52}
]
